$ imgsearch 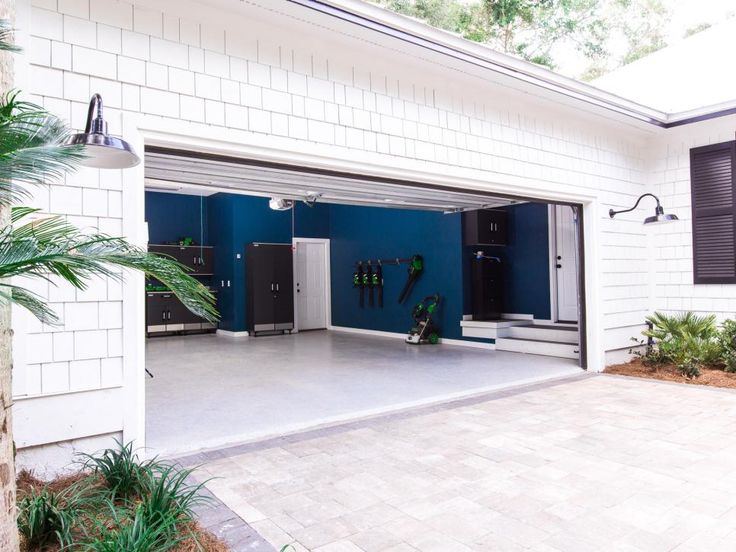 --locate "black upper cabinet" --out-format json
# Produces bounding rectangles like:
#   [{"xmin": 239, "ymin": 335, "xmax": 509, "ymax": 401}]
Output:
[
  {"xmin": 463, "ymin": 209, "xmax": 508, "ymax": 246},
  {"xmin": 246, "ymin": 243, "xmax": 294, "ymax": 334},
  {"xmin": 148, "ymin": 244, "xmax": 214, "ymax": 274}
]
